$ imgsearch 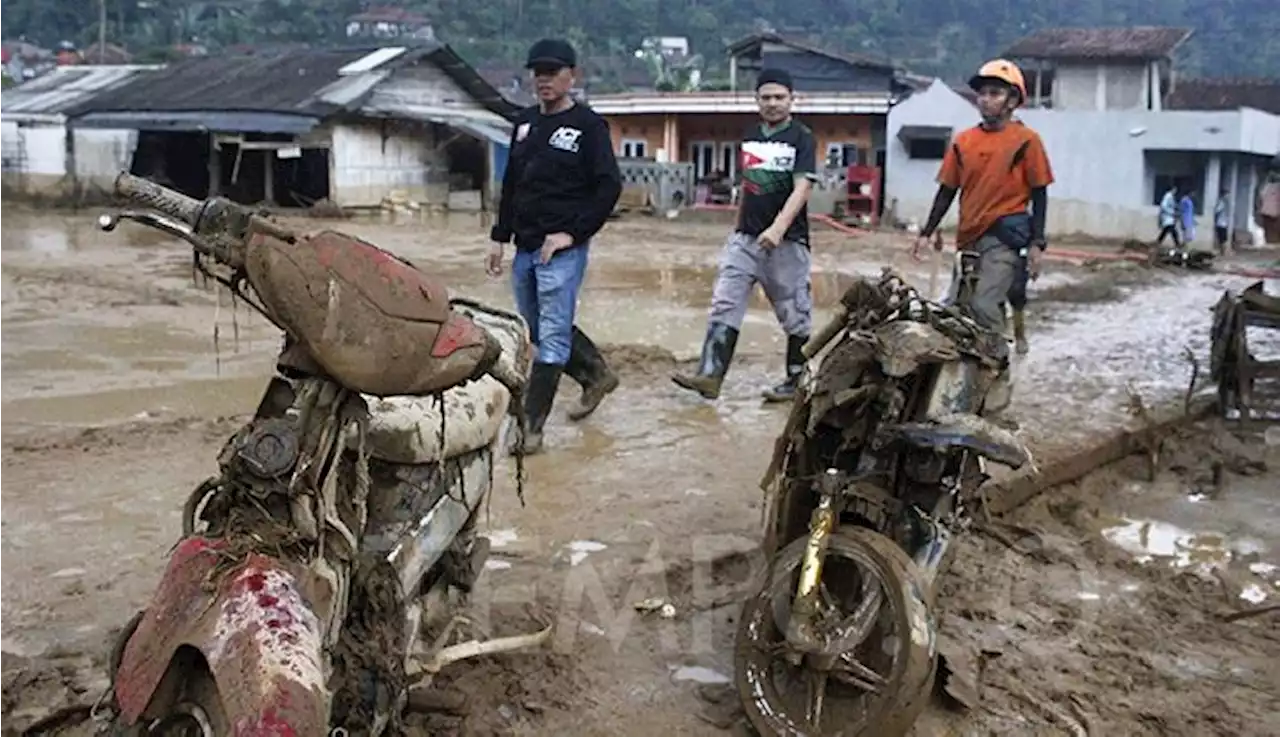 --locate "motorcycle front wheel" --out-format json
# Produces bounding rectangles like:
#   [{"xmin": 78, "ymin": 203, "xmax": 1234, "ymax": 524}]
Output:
[
  {"xmin": 734, "ymin": 527, "xmax": 937, "ymax": 737},
  {"xmin": 109, "ymin": 655, "xmax": 229, "ymax": 737}
]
